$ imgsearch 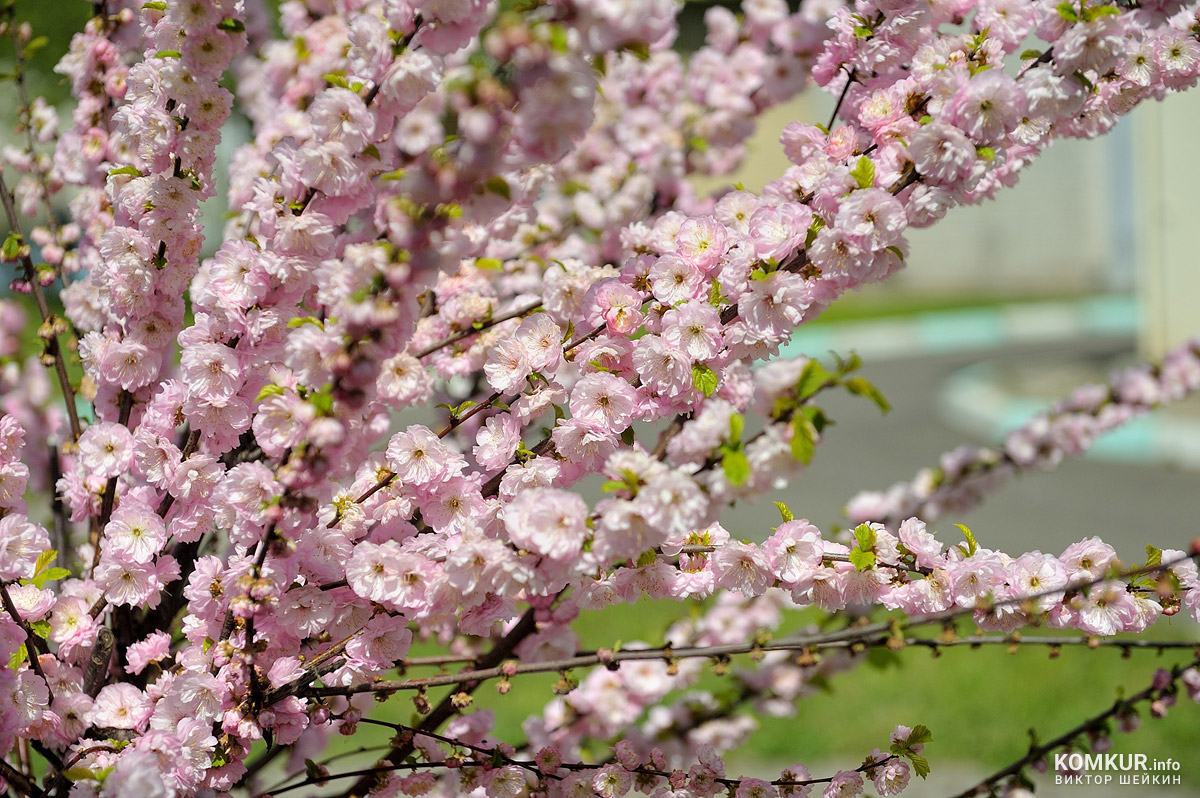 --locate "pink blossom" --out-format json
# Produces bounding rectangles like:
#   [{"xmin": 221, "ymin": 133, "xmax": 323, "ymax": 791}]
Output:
[{"xmin": 504, "ymin": 487, "xmax": 589, "ymax": 560}]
